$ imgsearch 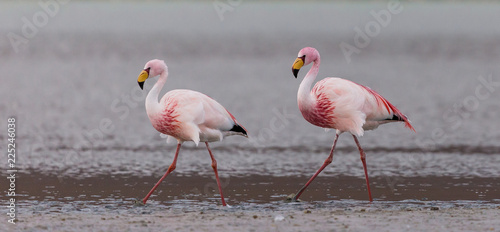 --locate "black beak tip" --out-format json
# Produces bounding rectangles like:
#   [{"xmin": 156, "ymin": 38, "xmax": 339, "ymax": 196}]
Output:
[
  {"xmin": 138, "ymin": 81, "xmax": 144, "ymax": 90},
  {"xmin": 292, "ymin": 69, "xmax": 299, "ymax": 78}
]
